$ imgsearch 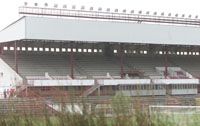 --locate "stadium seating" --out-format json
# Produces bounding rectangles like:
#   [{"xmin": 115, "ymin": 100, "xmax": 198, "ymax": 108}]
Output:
[
  {"xmin": 1, "ymin": 52, "xmax": 80, "ymax": 77},
  {"xmin": 169, "ymin": 56, "xmax": 200, "ymax": 78},
  {"xmin": 2, "ymin": 51, "xmax": 200, "ymax": 79},
  {"xmin": 124, "ymin": 55, "xmax": 170, "ymax": 77},
  {"xmin": 75, "ymin": 54, "xmax": 129, "ymax": 77}
]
